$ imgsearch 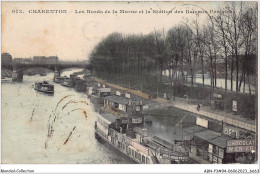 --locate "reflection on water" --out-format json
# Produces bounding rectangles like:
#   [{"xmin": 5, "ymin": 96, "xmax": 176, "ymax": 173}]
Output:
[{"xmin": 1, "ymin": 69, "xmax": 135, "ymax": 164}]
